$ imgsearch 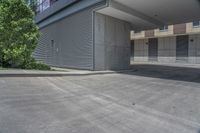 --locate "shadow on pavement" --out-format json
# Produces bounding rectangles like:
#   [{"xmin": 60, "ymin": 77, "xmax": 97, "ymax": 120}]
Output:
[{"xmin": 119, "ymin": 64, "xmax": 200, "ymax": 83}]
